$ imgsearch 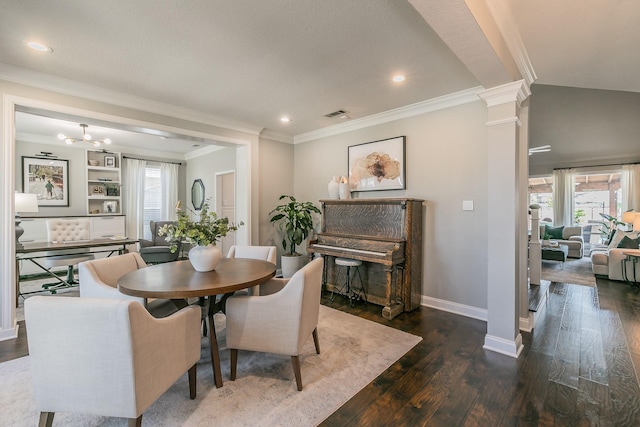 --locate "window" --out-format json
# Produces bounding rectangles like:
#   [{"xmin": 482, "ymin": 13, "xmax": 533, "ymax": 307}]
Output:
[
  {"xmin": 143, "ymin": 165, "xmax": 161, "ymax": 240},
  {"xmin": 528, "ymin": 176, "xmax": 554, "ymax": 223}
]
